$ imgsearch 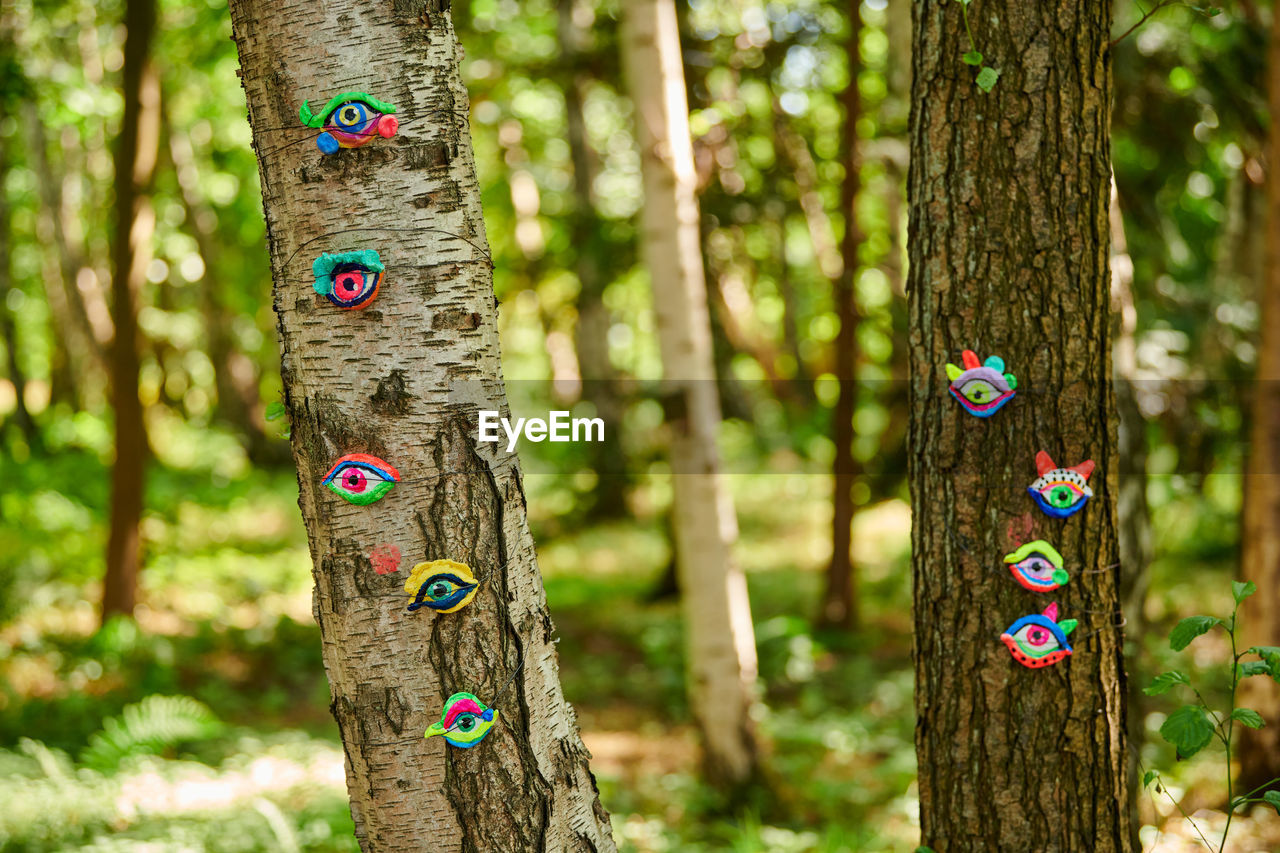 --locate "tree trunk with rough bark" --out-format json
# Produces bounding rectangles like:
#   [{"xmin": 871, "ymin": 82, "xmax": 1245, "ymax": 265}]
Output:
[
  {"xmin": 820, "ymin": 2, "xmax": 862, "ymax": 631},
  {"xmin": 228, "ymin": 2, "xmax": 615, "ymax": 850},
  {"xmin": 1237, "ymin": 0, "xmax": 1280, "ymax": 795},
  {"xmin": 102, "ymin": 0, "xmax": 159, "ymax": 623},
  {"xmin": 906, "ymin": 2, "xmax": 1133, "ymax": 850},
  {"xmin": 619, "ymin": 0, "xmax": 764, "ymax": 793}
]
